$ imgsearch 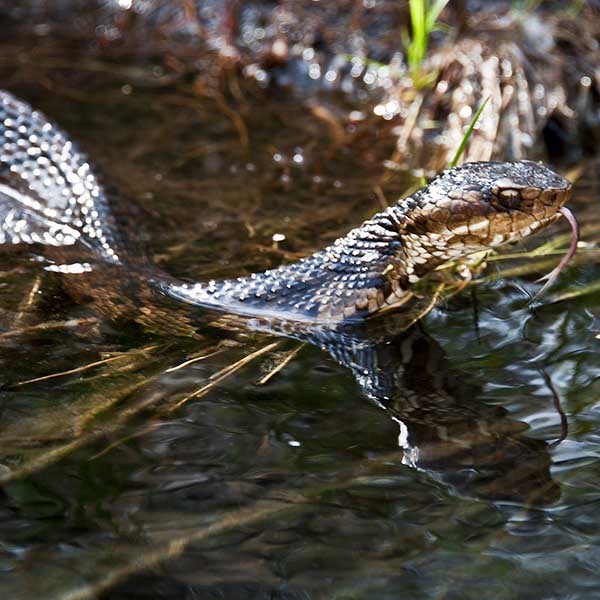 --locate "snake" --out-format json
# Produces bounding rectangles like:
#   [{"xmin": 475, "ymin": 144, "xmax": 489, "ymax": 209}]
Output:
[
  {"xmin": 0, "ymin": 89, "xmax": 574, "ymax": 505},
  {"xmin": 0, "ymin": 90, "xmax": 577, "ymax": 327}
]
